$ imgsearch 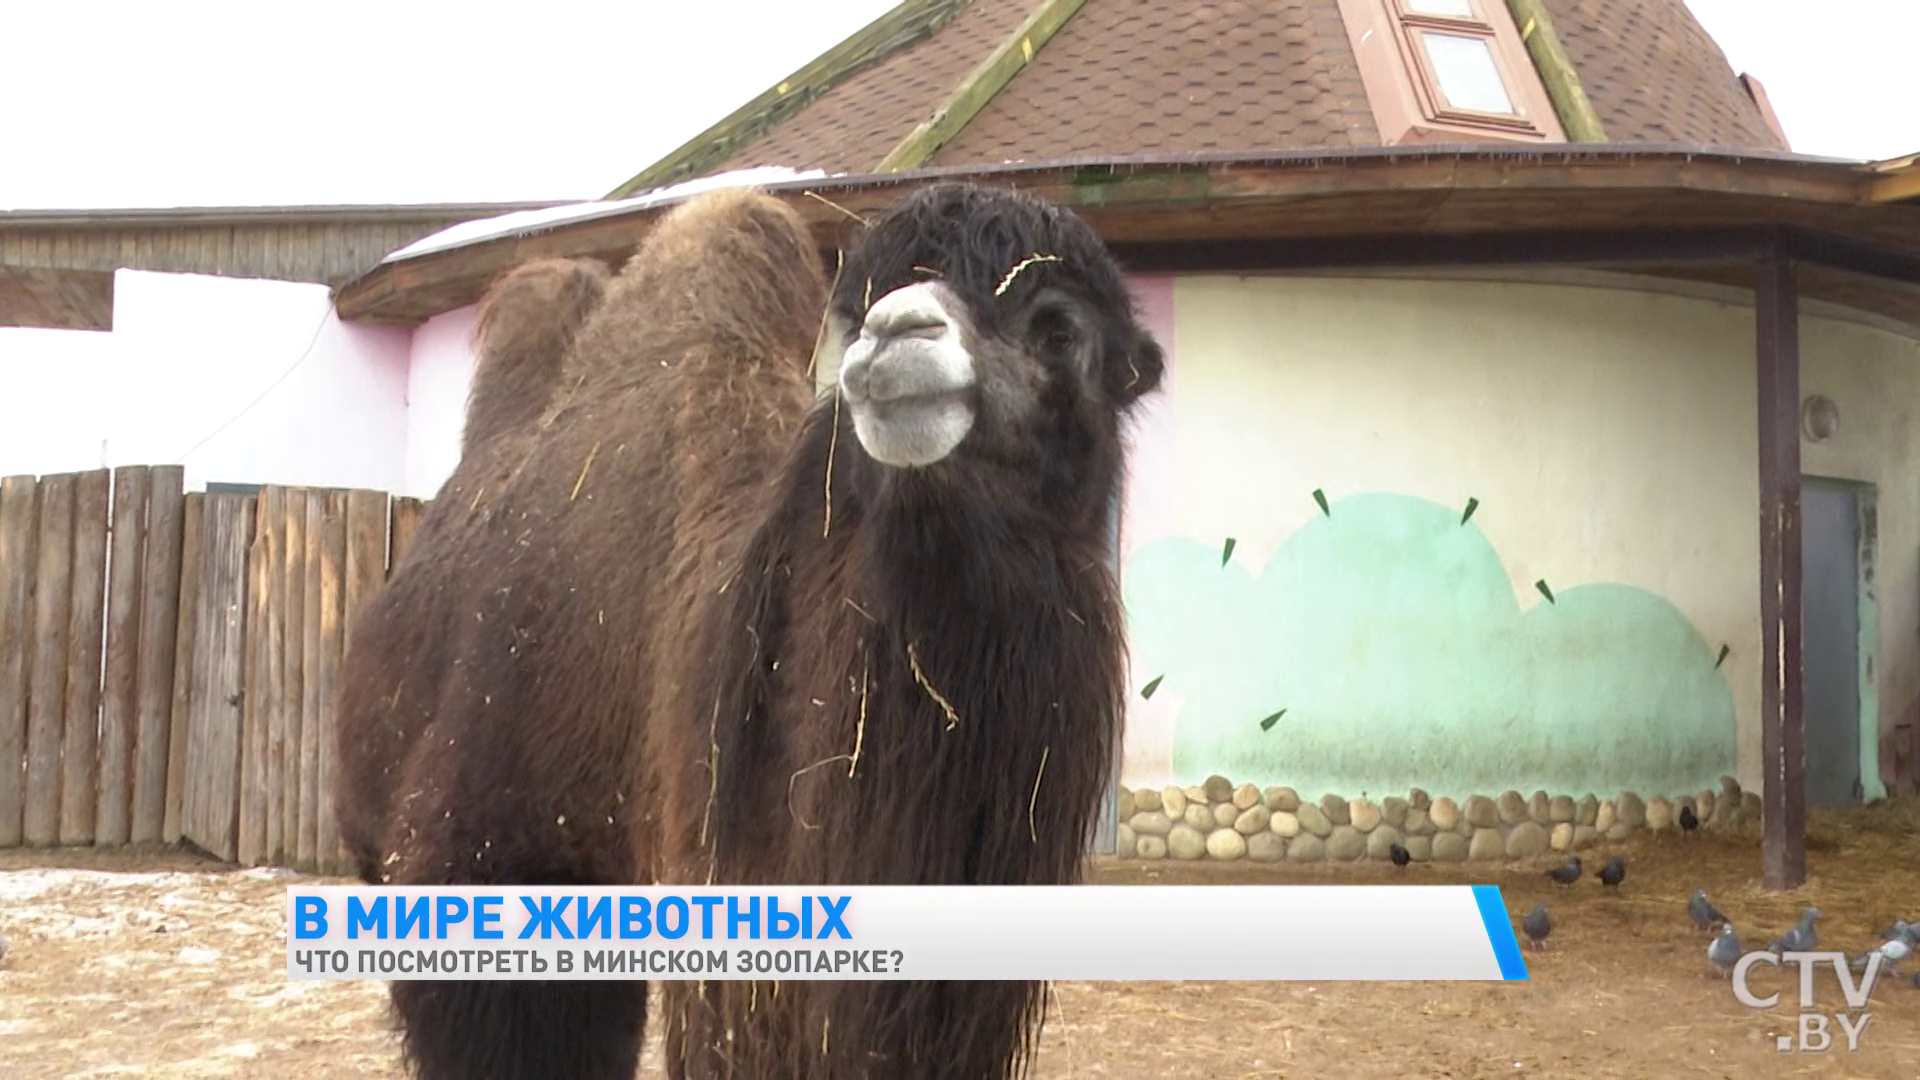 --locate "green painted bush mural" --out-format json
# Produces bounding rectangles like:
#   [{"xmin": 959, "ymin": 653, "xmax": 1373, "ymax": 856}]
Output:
[{"xmin": 1124, "ymin": 492, "xmax": 1737, "ymax": 800}]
